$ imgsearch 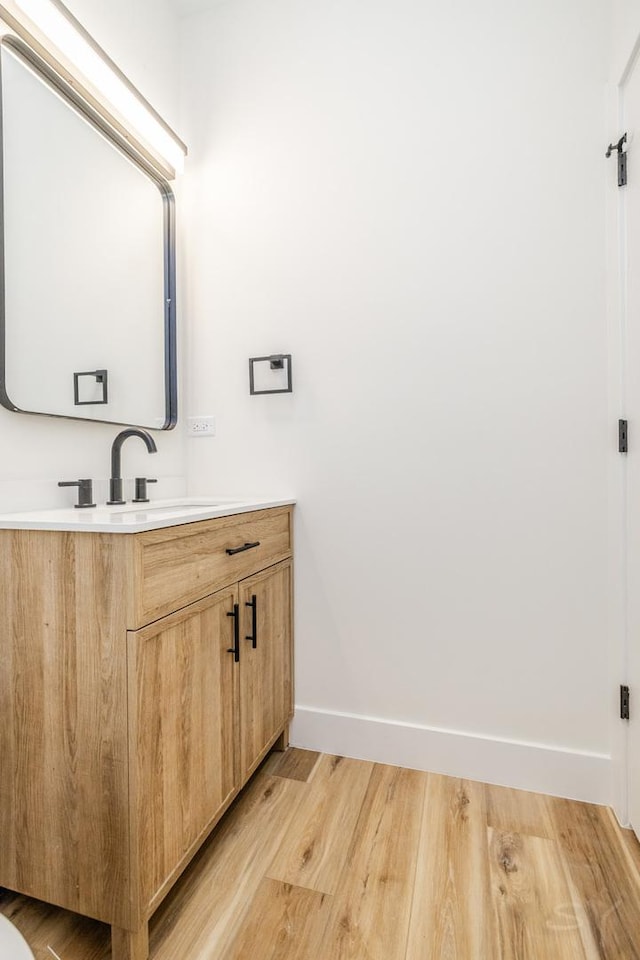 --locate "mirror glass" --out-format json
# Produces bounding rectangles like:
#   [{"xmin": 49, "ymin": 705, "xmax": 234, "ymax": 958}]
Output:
[{"xmin": 0, "ymin": 38, "xmax": 177, "ymax": 428}]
